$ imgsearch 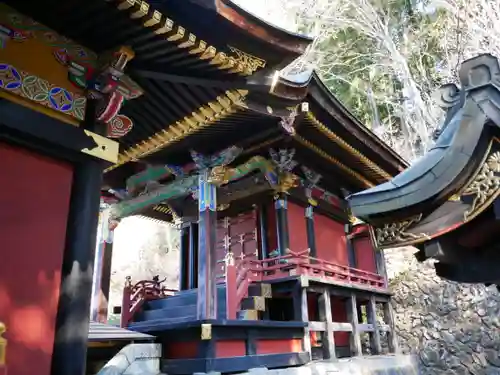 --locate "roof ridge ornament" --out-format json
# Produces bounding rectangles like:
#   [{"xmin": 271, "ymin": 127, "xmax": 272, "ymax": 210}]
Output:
[{"xmin": 458, "ymin": 53, "xmax": 500, "ymax": 92}]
